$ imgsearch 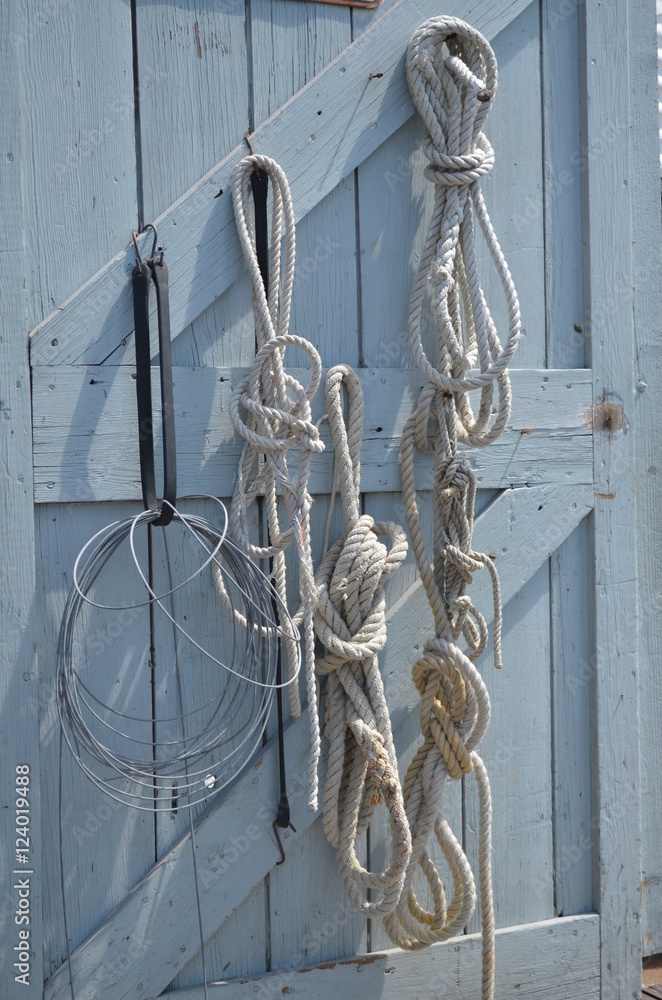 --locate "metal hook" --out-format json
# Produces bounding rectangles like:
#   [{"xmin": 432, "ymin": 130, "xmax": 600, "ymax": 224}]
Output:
[
  {"xmin": 244, "ymin": 131, "xmax": 255, "ymax": 155},
  {"xmin": 272, "ymin": 818, "xmax": 296, "ymax": 866},
  {"xmin": 131, "ymin": 223, "xmax": 158, "ymax": 267}
]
